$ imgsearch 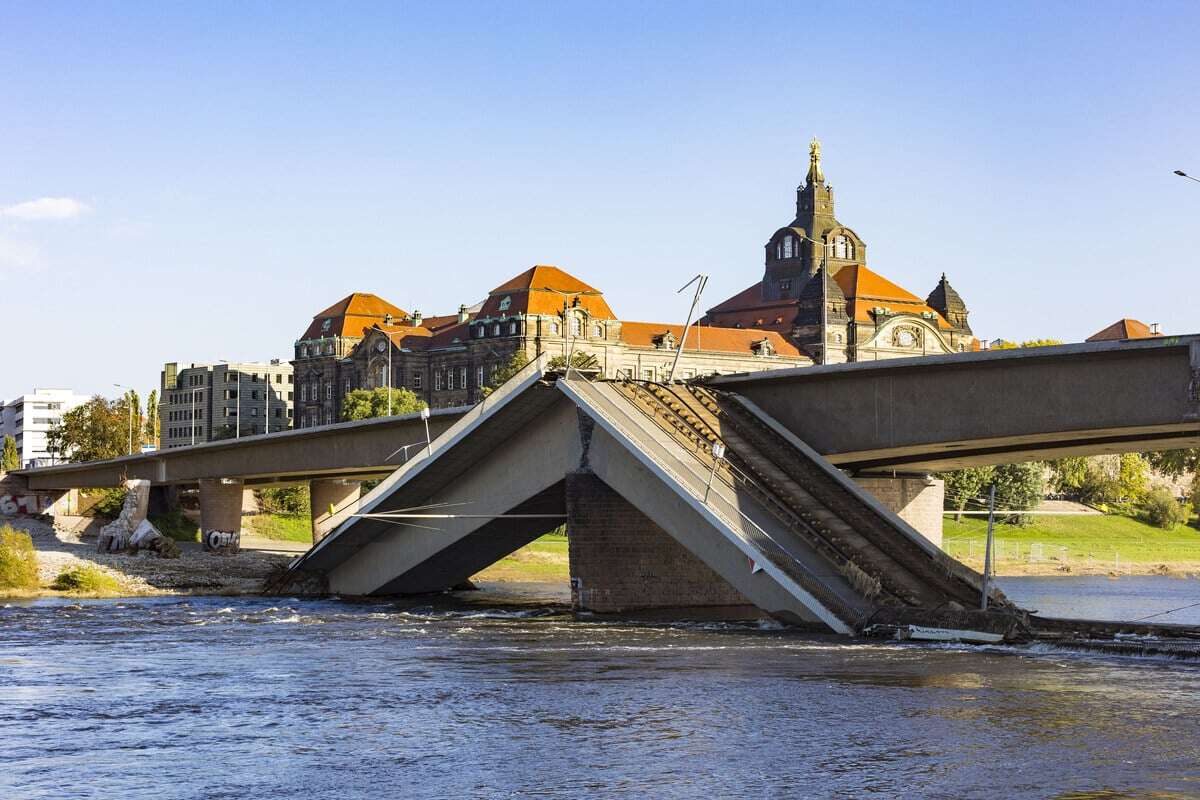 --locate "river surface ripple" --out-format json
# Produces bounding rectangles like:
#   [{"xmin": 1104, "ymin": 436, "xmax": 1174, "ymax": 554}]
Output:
[{"xmin": 2, "ymin": 577, "xmax": 1199, "ymax": 800}]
